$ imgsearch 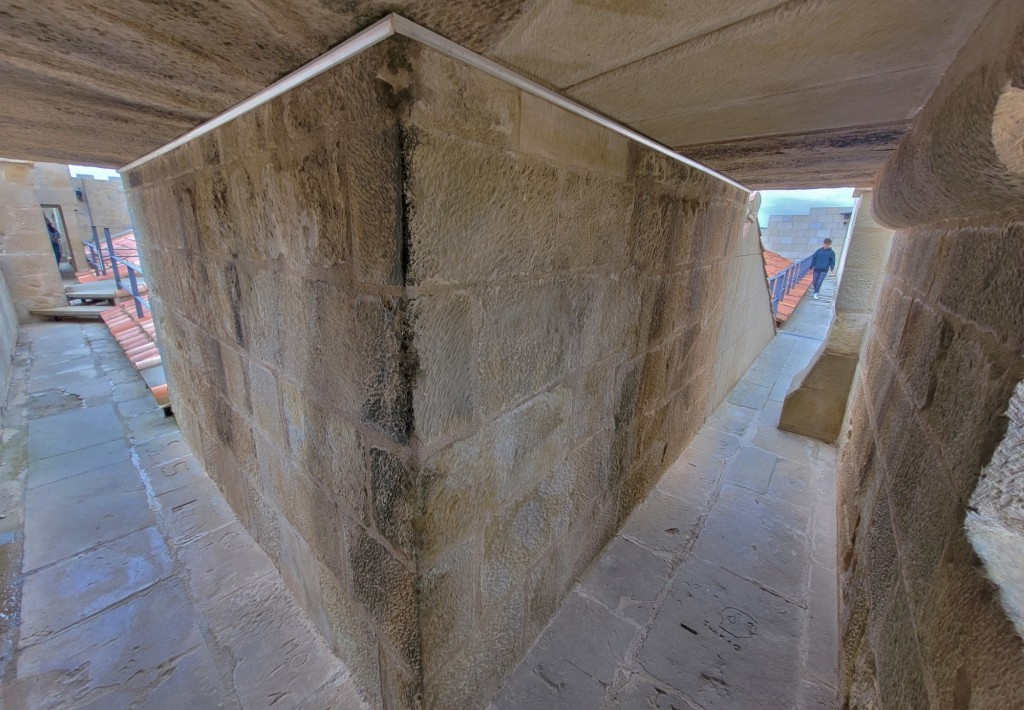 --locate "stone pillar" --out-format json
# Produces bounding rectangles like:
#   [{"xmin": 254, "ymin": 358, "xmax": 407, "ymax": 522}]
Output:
[
  {"xmin": 0, "ymin": 159, "xmax": 68, "ymax": 320},
  {"xmin": 778, "ymin": 190, "xmax": 893, "ymax": 443},
  {"xmin": 123, "ymin": 35, "xmax": 775, "ymax": 709}
]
